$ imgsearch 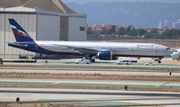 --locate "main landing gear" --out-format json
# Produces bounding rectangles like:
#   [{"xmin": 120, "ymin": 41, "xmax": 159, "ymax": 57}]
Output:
[
  {"xmin": 158, "ymin": 60, "xmax": 161, "ymax": 64},
  {"xmin": 153, "ymin": 57, "xmax": 162, "ymax": 64},
  {"xmin": 90, "ymin": 58, "xmax": 95, "ymax": 63},
  {"xmin": 84, "ymin": 54, "xmax": 96, "ymax": 63}
]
